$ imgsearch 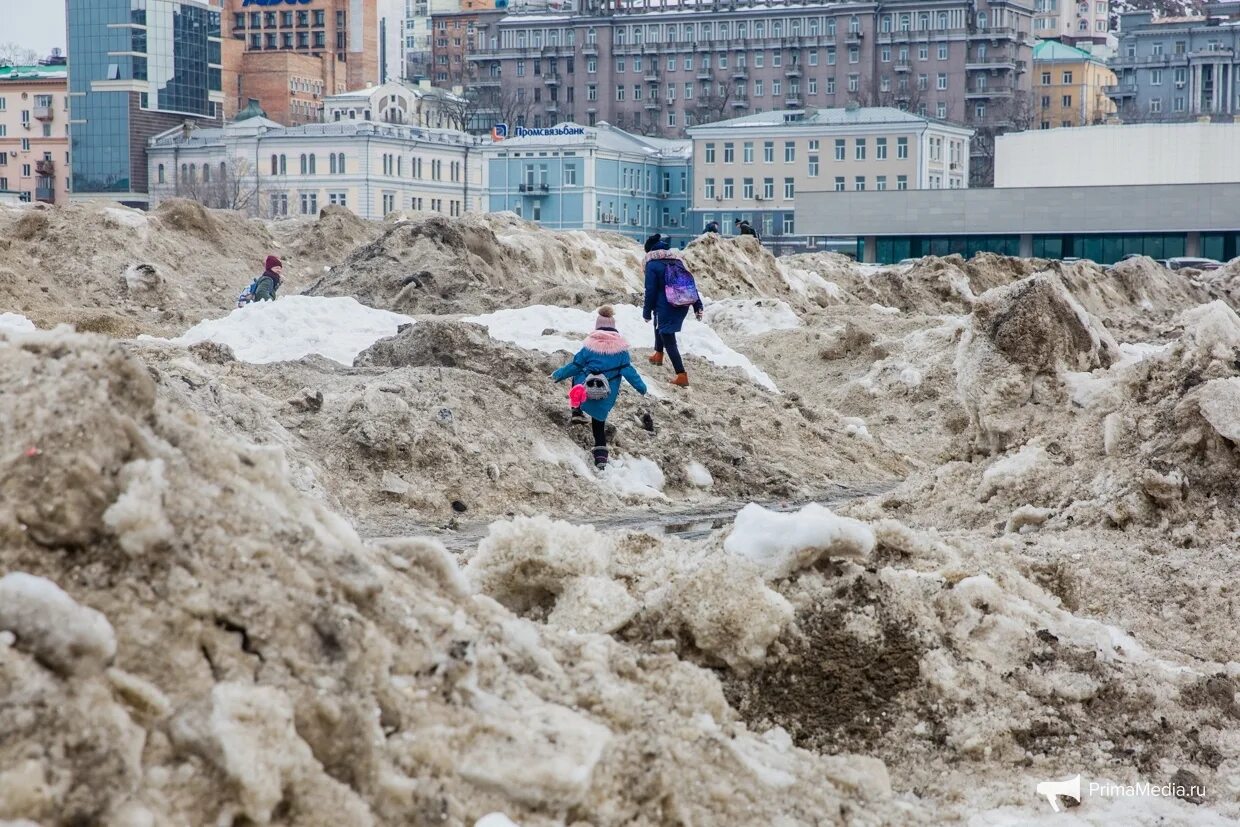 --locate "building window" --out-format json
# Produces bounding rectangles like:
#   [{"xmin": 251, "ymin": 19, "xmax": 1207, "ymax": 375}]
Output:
[
  {"xmin": 724, "ymin": 142, "xmax": 735, "ymax": 163},
  {"xmin": 876, "ymin": 175, "xmax": 887, "ymax": 191},
  {"xmin": 975, "ymin": 103, "xmax": 987, "ymax": 119},
  {"xmin": 784, "ymin": 141, "xmax": 795, "ymax": 162},
  {"xmin": 1062, "ymin": 94, "xmax": 1072, "ymax": 107},
  {"xmin": 157, "ymin": 164, "xmax": 165, "ymax": 184},
  {"xmin": 855, "ymin": 139, "xmax": 866, "ymax": 160},
  {"xmin": 1150, "ymin": 98, "xmax": 1162, "ymax": 113},
  {"xmin": 897, "ymin": 175, "xmax": 908, "ymax": 190},
  {"xmin": 705, "ymin": 143, "xmax": 716, "ymax": 163},
  {"xmin": 723, "ymin": 178, "xmax": 734, "ymax": 199},
  {"xmin": 783, "ymin": 215, "xmax": 794, "ymax": 235},
  {"xmin": 938, "ymin": 44, "xmax": 948, "ymax": 60},
  {"xmin": 784, "ymin": 177, "xmax": 794, "ymax": 199},
  {"xmin": 834, "ymin": 176, "xmax": 845, "ymax": 192},
  {"xmin": 329, "ymin": 192, "xmax": 347, "ymax": 207},
  {"xmin": 743, "ymin": 177, "xmax": 754, "ymax": 198},
  {"xmin": 1063, "ymin": 71, "xmax": 1073, "ymax": 84},
  {"xmin": 704, "ymin": 178, "xmax": 716, "ymax": 198},
  {"xmin": 808, "ymin": 155, "xmax": 819, "ymax": 177},
  {"xmin": 1042, "ymin": 71, "xmax": 1051, "ymax": 85},
  {"xmin": 300, "ymin": 193, "xmax": 318, "ymax": 214},
  {"xmin": 564, "ymin": 165, "xmax": 577, "ymax": 186},
  {"xmin": 897, "ymin": 137, "xmax": 908, "ymax": 159}
]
